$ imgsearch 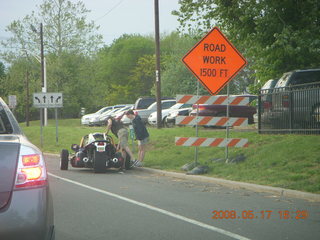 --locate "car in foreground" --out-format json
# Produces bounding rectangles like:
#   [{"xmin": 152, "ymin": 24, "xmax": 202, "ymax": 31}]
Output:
[
  {"xmin": 189, "ymin": 94, "xmax": 257, "ymax": 124},
  {"xmin": 0, "ymin": 97, "xmax": 55, "ymax": 240},
  {"xmin": 147, "ymin": 103, "xmax": 192, "ymax": 126}
]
